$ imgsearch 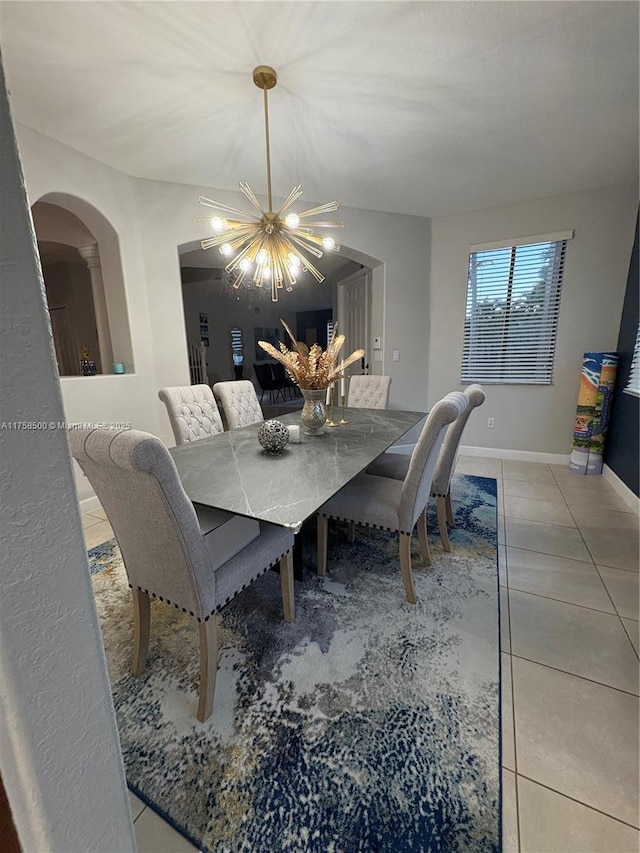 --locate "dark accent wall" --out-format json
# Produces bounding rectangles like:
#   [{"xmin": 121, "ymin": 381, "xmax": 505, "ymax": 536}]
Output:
[{"xmin": 605, "ymin": 213, "xmax": 639, "ymax": 496}]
